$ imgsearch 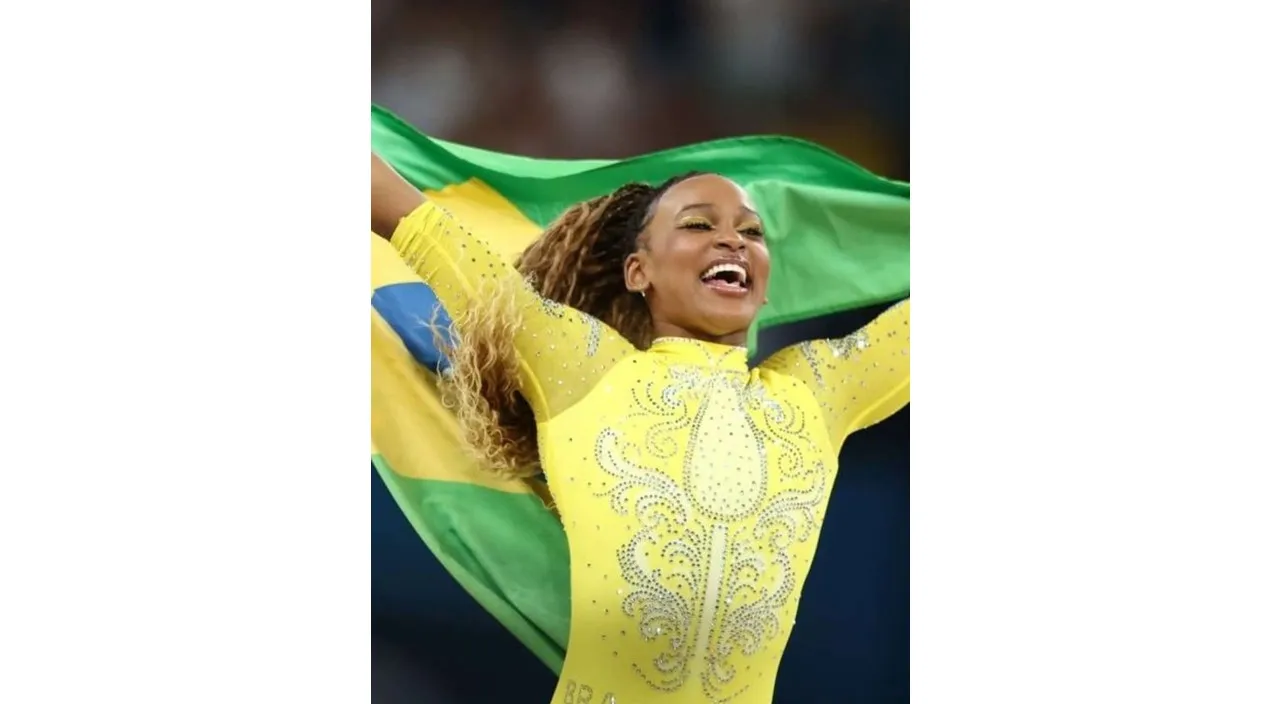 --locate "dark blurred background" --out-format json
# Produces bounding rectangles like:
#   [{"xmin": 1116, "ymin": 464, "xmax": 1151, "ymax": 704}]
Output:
[
  {"xmin": 372, "ymin": 0, "xmax": 909, "ymax": 180},
  {"xmin": 372, "ymin": 3, "xmax": 909, "ymax": 702}
]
